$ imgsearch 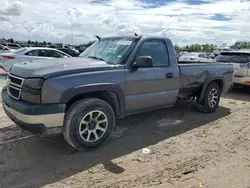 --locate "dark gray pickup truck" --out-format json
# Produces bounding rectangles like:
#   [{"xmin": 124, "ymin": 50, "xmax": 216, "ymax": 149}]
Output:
[{"xmin": 2, "ymin": 36, "xmax": 233, "ymax": 150}]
